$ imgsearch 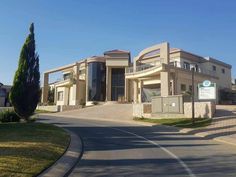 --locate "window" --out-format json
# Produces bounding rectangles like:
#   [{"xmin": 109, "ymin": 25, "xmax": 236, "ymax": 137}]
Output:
[
  {"xmin": 181, "ymin": 84, "xmax": 186, "ymax": 92},
  {"xmin": 222, "ymin": 68, "xmax": 225, "ymax": 74},
  {"xmin": 57, "ymin": 91, "xmax": 63, "ymax": 101},
  {"xmin": 212, "ymin": 65, "xmax": 216, "ymax": 71},
  {"xmin": 183, "ymin": 62, "xmax": 190, "ymax": 70}
]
